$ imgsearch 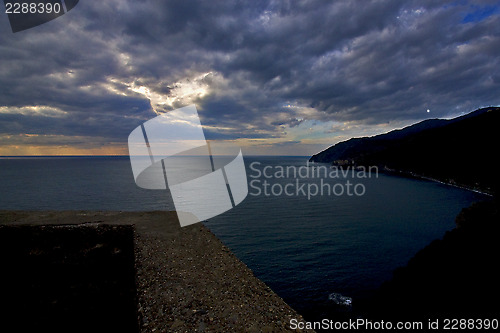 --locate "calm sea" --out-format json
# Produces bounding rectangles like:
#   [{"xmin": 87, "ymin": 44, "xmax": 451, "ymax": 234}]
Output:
[{"xmin": 0, "ymin": 156, "xmax": 488, "ymax": 321}]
